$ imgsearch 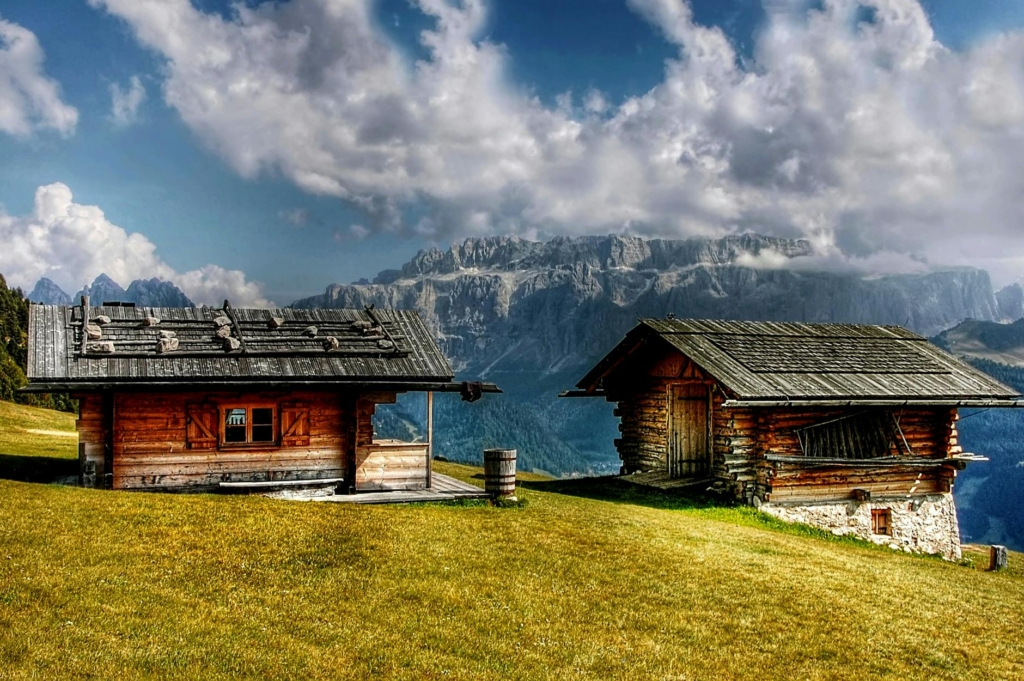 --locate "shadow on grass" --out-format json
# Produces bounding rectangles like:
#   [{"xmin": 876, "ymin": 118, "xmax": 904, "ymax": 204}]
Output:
[
  {"xmin": 0, "ymin": 452, "xmax": 78, "ymax": 484},
  {"xmin": 517, "ymin": 475, "xmax": 732, "ymax": 512}
]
